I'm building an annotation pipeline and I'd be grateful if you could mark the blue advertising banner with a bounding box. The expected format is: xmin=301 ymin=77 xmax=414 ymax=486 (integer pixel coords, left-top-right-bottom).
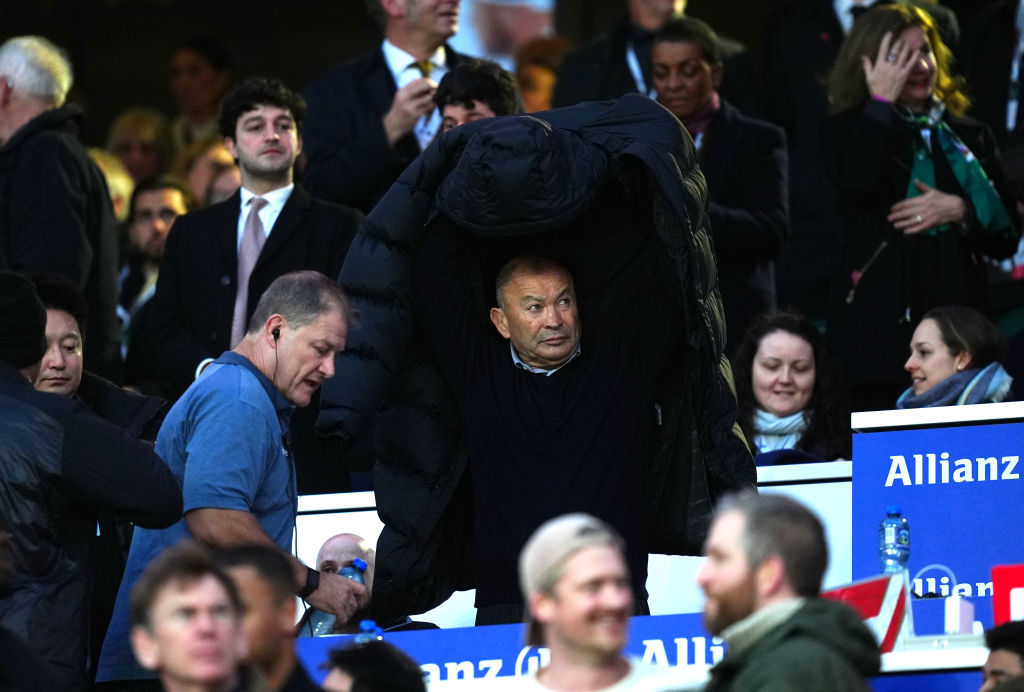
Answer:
xmin=852 ymin=417 xmax=1024 ymax=630
xmin=296 ymin=612 xmax=718 ymax=684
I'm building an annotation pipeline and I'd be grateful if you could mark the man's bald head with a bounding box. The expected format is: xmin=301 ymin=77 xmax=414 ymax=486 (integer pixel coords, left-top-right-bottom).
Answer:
xmin=316 ymin=534 xmax=375 ymax=593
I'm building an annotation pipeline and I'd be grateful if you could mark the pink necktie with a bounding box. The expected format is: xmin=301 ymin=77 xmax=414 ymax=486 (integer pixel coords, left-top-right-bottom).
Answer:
xmin=231 ymin=197 xmax=268 ymax=345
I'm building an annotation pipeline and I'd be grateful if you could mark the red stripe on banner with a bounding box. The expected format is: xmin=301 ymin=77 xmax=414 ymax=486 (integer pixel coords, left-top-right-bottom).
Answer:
xmin=880 ymin=586 xmax=906 ymax=653
xmin=823 ymin=576 xmax=890 ymax=619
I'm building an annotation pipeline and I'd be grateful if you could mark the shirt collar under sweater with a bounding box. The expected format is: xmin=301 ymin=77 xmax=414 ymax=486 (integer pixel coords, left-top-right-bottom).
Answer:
xmin=720 ymin=597 xmax=806 ymax=658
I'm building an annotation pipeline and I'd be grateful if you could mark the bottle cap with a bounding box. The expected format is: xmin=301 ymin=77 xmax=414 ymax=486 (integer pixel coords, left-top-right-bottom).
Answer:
xmin=359 ymin=619 xmax=377 ymax=631
xmin=353 ymin=557 xmax=368 ymax=571
xmin=886 ymin=504 xmax=901 ymax=515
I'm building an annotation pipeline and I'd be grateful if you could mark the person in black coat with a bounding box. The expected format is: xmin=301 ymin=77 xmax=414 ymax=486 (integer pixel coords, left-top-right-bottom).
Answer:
xmin=303 ymin=0 xmax=469 ymax=213
xmin=137 ymin=78 xmax=362 ymax=492
xmin=552 ymin=0 xmax=757 ymax=114
xmin=652 ymin=17 xmax=789 ymax=352
xmin=0 ymin=272 xmax=181 ymax=692
xmin=0 ymin=36 xmax=122 ymax=382
xmin=822 ymin=5 xmax=1020 ymax=411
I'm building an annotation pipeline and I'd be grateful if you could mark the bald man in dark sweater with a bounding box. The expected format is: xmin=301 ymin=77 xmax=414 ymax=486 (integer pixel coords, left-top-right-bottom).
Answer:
xmin=413 ymin=225 xmax=680 ymax=625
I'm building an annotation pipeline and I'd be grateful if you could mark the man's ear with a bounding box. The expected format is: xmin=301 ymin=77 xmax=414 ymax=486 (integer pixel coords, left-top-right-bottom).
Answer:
xmin=265 ymin=315 xmax=287 ymax=346
xmin=489 ymin=307 xmax=510 ymax=339
xmin=530 ymin=590 xmax=555 ymax=628
xmin=711 ymin=64 xmax=724 ymax=89
xmin=380 ymin=0 xmax=405 ymax=18
xmin=130 ymin=625 xmax=160 ymax=672
xmin=224 ymin=137 xmax=238 ymax=161
xmin=755 ymin=555 xmax=787 ymax=601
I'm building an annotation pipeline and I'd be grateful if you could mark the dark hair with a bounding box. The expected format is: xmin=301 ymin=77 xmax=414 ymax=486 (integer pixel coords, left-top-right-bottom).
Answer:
xmin=247 ymin=270 xmax=357 ymax=335
xmin=733 ymin=311 xmax=850 ymax=459
xmin=922 ymin=305 xmax=1006 ymax=369
xmin=986 ymin=621 xmax=1024 ymax=664
xmin=130 ymin=540 xmax=242 ymax=630
xmin=718 ymin=492 xmax=828 ymax=597
xmin=494 ymin=255 xmax=573 ymax=310
xmin=434 ymin=58 xmax=524 ymax=117
xmin=129 ymin=175 xmax=196 ymax=219
xmin=173 ymin=36 xmax=233 ymax=72
xmin=826 ymin=4 xmax=968 ymax=115
xmin=215 ymin=544 xmax=295 ymax=603
xmin=326 ymin=640 xmax=426 ymax=692
xmin=218 ymin=77 xmax=306 ymax=140
xmin=653 ymin=17 xmax=722 ymax=66
xmin=27 ymin=272 xmax=88 ymax=335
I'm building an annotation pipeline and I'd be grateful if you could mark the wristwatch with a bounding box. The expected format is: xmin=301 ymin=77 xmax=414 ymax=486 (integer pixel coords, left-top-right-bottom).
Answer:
xmin=299 ymin=566 xmax=319 ymax=599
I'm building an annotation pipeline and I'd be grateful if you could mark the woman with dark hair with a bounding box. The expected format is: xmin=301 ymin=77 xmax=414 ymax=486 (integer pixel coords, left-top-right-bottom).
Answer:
xmin=734 ymin=311 xmax=851 ymax=462
xmin=898 ymin=305 xmax=1013 ymax=407
xmin=822 ymin=5 xmax=1020 ymax=412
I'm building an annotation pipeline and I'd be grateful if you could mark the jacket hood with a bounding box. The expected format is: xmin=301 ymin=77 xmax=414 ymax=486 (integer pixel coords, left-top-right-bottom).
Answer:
xmin=437 ymin=116 xmax=612 ymax=236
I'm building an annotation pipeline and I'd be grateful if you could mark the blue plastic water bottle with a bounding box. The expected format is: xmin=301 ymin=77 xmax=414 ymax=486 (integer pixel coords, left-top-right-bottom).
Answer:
xmin=309 ymin=558 xmax=369 ymax=636
xmin=879 ymin=505 xmax=910 ymax=574
xmin=354 ymin=619 xmax=383 ymax=644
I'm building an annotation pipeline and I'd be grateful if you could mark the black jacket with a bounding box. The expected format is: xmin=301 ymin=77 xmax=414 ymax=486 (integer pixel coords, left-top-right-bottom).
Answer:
xmin=0 ymin=362 xmax=181 ymax=691
xmin=317 ymin=95 xmax=755 ymax=620
xmin=700 ymin=99 xmax=789 ymax=348
xmin=0 ymin=105 xmax=122 ymax=381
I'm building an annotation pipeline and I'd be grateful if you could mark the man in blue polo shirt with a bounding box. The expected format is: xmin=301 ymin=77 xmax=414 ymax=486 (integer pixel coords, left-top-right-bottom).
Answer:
xmin=97 ymin=270 xmax=366 ymax=685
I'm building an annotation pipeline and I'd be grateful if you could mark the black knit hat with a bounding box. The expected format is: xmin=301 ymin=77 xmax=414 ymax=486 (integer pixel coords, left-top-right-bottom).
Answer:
xmin=0 ymin=272 xmax=47 ymax=368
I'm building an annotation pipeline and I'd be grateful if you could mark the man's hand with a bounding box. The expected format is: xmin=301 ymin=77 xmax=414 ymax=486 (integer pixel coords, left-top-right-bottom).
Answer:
xmin=382 ymin=78 xmax=437 ymax=146
xmin=306 ymin=571 xmax=369 ymax=624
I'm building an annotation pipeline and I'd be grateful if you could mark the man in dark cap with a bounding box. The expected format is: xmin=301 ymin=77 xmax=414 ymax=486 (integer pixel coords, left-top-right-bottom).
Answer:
xmin=0 ymin=271 xmax=182 ymax=692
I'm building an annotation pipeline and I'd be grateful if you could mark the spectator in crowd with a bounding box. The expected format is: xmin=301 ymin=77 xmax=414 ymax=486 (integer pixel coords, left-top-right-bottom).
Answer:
xmin=0 ymin=35 xmax=123 ymax=381
xmin=761 ymin=0 xmax=960 ymax=330
xmin=138 ymin=76 xmax=361 ymax=492
xmin=89 ymin=147 xmax=135 ymax=223
xmin=822 ymin=5 xmax=1020 ymax=411
xmin=0 ymin=532 xmax=60 ymax=689
xmin=303 ymin=0 xmax=469 ymax=212
xmin=434 ymin=57 xmax=523 ymax=133
xmin=898 ymin=305 xmax=1013 ymax=407
xmin=119 ymin=176 xmax=193 ymax=333
xmin=733 ymin=311 xmax=851 ymax=462
xmin=168 ymin=37 xmax=233 ymax=152
xmin=982 ymin=620 xmax=1024 ymax=692
xmin=553 ymin=0 xmax=756 ymax=114
xmin=119 ymin=176 xmax=194 ymax=394
xmin=698 ymin=492 xmax=880 ymax=691
xmin=97 ymin=271 xmax=367 ymax=685
xmin=514 ymin=36 xmax=569 ymax=113
xmin=318 ymin=97 xmax=753 ymax=626
xmin=106 ymin=107 xmax=173 ymax=183
xmin=651 ymin=17 xmax=788 ymax=350
xmin=129 ymin=541 xmax=267 ymax=692
xmin=322 ymin=640 xmax=426 ymax=692
xmin=28 ymin=271 xmax=171 ymax=685
xmin=0 ymin=271 xmax=181 ymax=692
xmin=217 ymin=545 xmax=320 ymax=692
xmin=172 ymin=134 xmax=238 ymax=207
xmin=519 ymin=514 xmax=692 ymax=690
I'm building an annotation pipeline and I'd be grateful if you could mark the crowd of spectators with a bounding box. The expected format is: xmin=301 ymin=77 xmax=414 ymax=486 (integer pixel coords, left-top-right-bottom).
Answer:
xmin=2 ymin=0 xmax=1024 ymax=689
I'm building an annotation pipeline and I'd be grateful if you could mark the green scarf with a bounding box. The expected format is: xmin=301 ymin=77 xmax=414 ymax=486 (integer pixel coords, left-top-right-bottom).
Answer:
xmin=902 ymin=101 xmax=1014 ymax=237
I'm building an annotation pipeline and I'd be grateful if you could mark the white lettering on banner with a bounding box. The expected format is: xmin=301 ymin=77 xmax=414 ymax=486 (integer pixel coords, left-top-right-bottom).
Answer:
xmin=479 ymin=660 xmax=502 ymax=678
xmin=884 ymin=454 xmax=1020 ymax=487
xmin=445 ymin=661 xmax=475 ymax=680
xmin=514 ymin=646 xmax=550 ymax=677
xmin=642 ymin=639 xmax=669 ymax=666
xmin=913 ymin=577 xmax=995 ymax=598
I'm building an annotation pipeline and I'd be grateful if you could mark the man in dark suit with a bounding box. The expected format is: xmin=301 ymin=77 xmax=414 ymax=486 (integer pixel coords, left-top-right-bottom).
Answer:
xmin=652 ymin=18 xmax=788 ymax=350
xmin=138 ymin=77 xmax=362 ymax=492
xmin=302 ymin=0 xmax=468 ymax=213
xmin=553 ymin=0 xmax=758 ymax=115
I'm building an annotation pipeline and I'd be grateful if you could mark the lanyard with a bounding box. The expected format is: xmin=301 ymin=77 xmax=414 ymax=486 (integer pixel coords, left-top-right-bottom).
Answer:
xmin=625 ymin=39 xmax=656 ymax=98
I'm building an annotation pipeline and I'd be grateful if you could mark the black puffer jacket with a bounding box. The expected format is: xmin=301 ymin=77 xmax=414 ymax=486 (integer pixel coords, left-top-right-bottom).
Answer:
xmin=318 ymin=95 xmax=755 ymax=619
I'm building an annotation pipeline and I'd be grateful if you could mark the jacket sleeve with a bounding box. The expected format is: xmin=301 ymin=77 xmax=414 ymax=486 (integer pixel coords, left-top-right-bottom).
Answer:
xmin=61 ymin=402 xmax=182 ymax=527
xmin=822 ymin=100 xmax=912 ymax=204
xmin=707 ymin=123 xmax=789 ymax=261
xmin=138 ymin=217 xmax=216 ymax=390
xmin=302 ymin=70 xmax=409 ymax=211
xmin=5 ymin=134 xmax=93 ymax=283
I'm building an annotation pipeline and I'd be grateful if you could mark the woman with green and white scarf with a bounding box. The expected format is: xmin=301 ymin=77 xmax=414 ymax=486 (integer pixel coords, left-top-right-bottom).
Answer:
xmin=821 ymin=4 xmax=1021 ymax=413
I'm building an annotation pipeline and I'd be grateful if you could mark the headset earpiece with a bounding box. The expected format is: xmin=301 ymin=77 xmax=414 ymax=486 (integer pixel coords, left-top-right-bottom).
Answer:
xmin=272 ymin=327 xmax=280 ymax=340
